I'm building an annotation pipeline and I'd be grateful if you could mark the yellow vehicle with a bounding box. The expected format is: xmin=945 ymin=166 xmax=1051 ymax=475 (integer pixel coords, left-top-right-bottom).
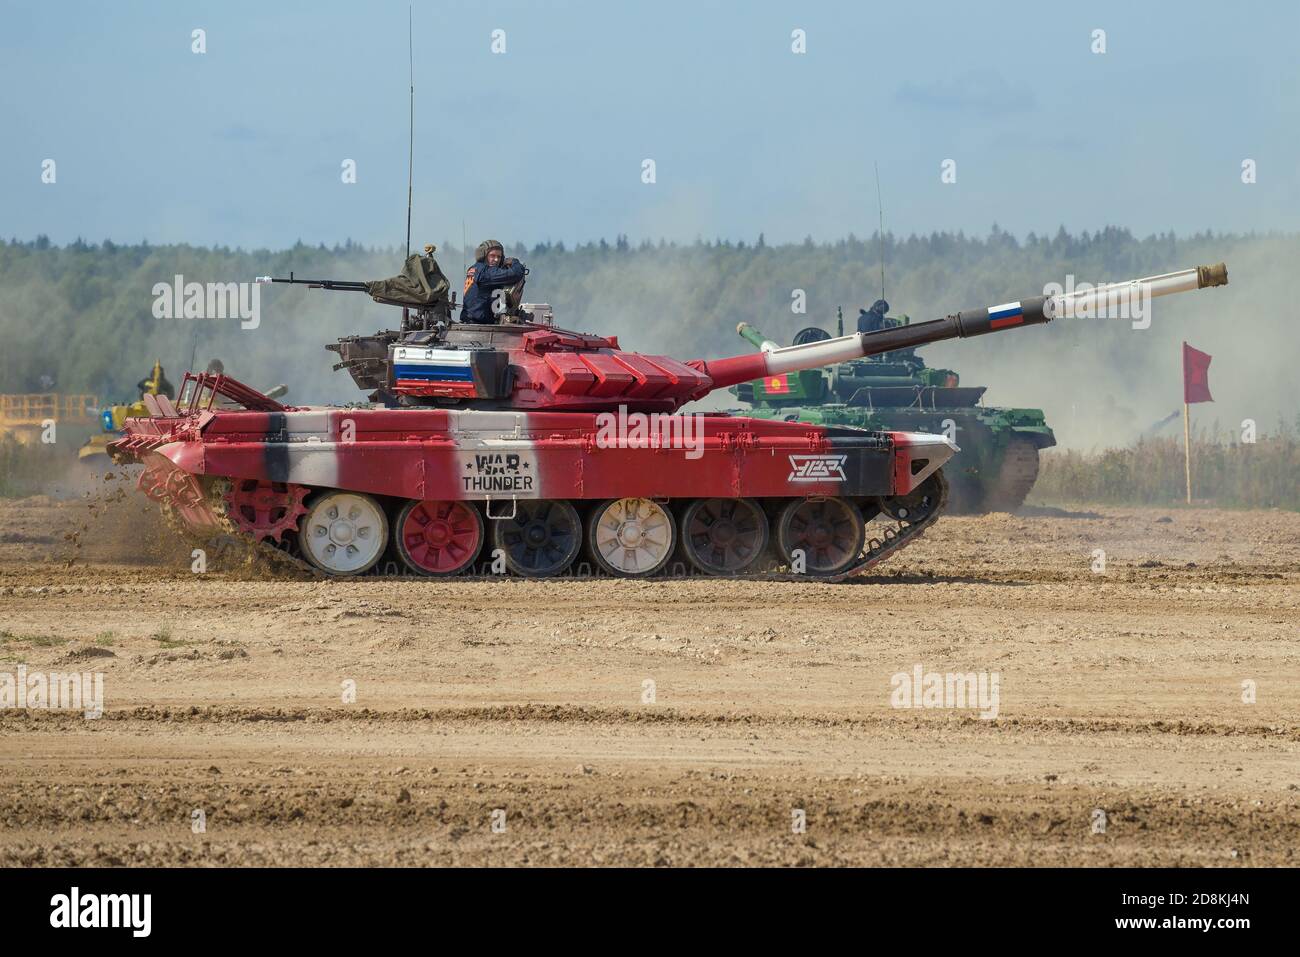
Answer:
xmin=78 ymin=360 xmax=173 ymax=462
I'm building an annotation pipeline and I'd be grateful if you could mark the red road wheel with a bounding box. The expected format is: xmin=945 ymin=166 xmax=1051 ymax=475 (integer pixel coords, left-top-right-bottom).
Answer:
xmin=223 ymin=479 xmax=310 ymax=543
xmin=394 ymin=499 xmax=484 ymax=576
xmin=776 ymin=497 xmax=865 ymax=577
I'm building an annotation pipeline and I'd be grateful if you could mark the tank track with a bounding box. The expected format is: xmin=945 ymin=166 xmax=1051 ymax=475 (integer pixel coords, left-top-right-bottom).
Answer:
xmin=836 ymin=469 xmax=948 ymax=580
xmin=983 ymin=437 xmax=1041 ymax=512
xmin=754 ymin=469 xmax=948 ymax=582
xmin=157 ymin=479 xmax=324 ymax=578
xmin=161 ymin=475 xmax=947 ymax=581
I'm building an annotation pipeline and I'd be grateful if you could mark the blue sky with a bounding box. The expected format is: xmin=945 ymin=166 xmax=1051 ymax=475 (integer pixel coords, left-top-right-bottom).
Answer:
xmin=3 ymin=0 xmax=1297 ymax=248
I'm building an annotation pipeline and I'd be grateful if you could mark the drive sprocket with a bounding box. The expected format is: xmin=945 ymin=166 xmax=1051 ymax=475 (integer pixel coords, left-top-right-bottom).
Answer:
xmin=222 ymin=479 xmax=310 ymax=543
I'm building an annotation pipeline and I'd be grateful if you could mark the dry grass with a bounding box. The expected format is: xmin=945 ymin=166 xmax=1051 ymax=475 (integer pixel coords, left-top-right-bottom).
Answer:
xmin=0 ymin=436 xmax=65 ymax=498
xmin=1034 ymin=424 xmax=1299 ymax=509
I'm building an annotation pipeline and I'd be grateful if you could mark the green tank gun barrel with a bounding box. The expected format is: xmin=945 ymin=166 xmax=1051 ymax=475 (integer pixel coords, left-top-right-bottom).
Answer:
xmin=736 ymin=322 xmax=779 ymax=352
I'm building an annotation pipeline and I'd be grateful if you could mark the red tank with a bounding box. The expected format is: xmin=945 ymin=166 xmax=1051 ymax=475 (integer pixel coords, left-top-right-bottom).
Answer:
xmin=110 ymin=261 xmax=1226 ymax=578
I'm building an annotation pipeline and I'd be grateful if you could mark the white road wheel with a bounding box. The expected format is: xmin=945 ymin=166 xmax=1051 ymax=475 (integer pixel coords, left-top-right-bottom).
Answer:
xmin=589 ymin=497 xmax=677 ymax=577
xmin=299 ymin=491 xmax=389 ymax=576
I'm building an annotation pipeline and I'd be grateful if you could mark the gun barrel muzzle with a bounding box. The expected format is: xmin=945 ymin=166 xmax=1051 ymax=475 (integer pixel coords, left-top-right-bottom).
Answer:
xmin=1044 ymin=262 xmax=1228 ymax=320
xmin=1196 ymin=262 xmax=1229 ymax=288
xmin=736 ymin=322 xmax=780 ymax=352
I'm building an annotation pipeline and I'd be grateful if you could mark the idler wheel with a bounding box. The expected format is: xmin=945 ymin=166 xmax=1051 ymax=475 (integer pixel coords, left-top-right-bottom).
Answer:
xmin=394 ymin=499 xmax=484 ymax=576
xmin=223 ymin=479 xmax=309 ymax=543
xmin=299 ymin=491 xmax=389 ymax=576
xmin=491 ymin=499 xmax=582 ymax=578
xmin=876 ymin=471 xmax=945 ymax=523
xmin=776 ymin=496 xmax=865 ymax=576
xmin=679 ymin=497 xmax=769 ymax=576
xmin=588 ymin=498 xmax=677 ymax=578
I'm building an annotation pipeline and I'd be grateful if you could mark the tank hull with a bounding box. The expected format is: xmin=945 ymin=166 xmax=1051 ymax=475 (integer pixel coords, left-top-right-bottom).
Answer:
xmin=120 ymin=406 xmax=950 ymax=499
xmin=113 ymin=397 xmax=954 ymax=579
xmin=741 ymin=404 xmax=1055 ymax=513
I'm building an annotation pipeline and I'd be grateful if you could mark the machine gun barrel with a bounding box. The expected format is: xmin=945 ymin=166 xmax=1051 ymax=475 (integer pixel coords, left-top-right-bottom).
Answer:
xmin=254 ymin=272 xmax=369 ymax=292
xmin=699 ymin=263 xmax=1227 ymax=392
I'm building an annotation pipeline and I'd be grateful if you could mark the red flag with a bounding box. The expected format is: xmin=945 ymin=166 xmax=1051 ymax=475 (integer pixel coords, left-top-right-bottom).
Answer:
xmin=764 ymin=374 xmax=791 ymax=395
xmin=1182 ymin=341 xmax=1213 ymax=404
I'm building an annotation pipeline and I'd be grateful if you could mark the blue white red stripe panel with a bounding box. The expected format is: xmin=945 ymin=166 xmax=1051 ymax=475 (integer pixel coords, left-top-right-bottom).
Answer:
xmin=392 ymin=347 xmax=474 ymax=381
xmin=987 ymin=301 xmax=1024 ymax=329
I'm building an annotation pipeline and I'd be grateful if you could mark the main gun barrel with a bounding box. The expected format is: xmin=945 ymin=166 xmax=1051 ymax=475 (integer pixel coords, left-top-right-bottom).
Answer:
xmin=736 ymin=323 xmax=779 ymax=352
xmin=699 ymin=263 xmax=1228 ymax=391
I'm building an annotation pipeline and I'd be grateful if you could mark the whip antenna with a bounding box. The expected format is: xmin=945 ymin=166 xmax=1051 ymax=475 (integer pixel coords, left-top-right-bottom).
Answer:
xmin=874 ymin=161 xmax=885 ymax=302
xmin=405 ymin=5 xmax=413 ymax=258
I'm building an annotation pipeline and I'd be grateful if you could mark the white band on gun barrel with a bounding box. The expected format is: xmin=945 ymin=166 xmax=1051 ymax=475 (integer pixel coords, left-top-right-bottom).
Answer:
xmin=1045 ymin=267 xmax=1204 ymax=320
xmin=763 ymin=333 xmax=870 ymax=374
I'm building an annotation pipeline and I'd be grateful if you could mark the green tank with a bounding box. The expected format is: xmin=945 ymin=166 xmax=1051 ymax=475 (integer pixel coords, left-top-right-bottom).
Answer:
xmin=730 ymin=307 xmax=1056 ymax=513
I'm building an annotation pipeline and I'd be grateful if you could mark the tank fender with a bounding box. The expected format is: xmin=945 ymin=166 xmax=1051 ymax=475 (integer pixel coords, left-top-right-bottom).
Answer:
xmin=889 ymin=431 xmax=957 ymax=494
xmin=1008 ymin=425 xmax=1057 ymax=450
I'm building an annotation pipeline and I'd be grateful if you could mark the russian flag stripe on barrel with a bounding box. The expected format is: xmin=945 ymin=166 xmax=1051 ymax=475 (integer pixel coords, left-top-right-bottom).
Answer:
xmin=988 ymin=301 xmax=1023 ymax=329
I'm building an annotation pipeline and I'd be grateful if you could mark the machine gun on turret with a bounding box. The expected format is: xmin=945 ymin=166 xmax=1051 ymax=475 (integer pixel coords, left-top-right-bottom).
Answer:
xmin=255 ymin=244 xmax=454 ymax=334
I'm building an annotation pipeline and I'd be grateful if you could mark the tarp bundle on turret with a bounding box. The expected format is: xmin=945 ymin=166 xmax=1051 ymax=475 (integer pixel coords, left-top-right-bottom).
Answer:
xmin=365 ymin=249 xmax=450 ymax=316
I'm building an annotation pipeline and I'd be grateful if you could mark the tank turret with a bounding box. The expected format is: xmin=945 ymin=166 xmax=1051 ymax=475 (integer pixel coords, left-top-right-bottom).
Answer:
xmin=264 ymin=261 xmax=1227 ymax=415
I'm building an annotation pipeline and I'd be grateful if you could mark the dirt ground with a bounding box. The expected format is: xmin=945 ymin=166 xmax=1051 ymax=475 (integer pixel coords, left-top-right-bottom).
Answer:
xmin=0 ymin=487 xmax=1296 ymax=867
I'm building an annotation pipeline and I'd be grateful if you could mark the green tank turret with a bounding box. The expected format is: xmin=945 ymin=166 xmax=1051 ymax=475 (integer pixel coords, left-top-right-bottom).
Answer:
xmin=732 ymin=308 xmax=1057 ymax=513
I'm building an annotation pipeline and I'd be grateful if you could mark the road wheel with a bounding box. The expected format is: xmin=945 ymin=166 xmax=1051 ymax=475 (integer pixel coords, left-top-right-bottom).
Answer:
xmin=299 ymin=491 xmax=388 ymax=576
xmin=394 ymin=499 xmax=483 ymax=576
xmin=679 ymin=497 xmax=769 ymax=575
xmin=588 ymin=497 xmax=677 ymax=577
xmin=491 ymin=499 xmax=582 ymax=577
xmin=776 ymin=497 xmax=864 ymax=576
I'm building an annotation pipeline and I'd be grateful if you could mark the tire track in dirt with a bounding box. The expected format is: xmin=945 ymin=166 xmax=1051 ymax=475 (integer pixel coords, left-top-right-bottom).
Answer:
xmin=3 ymin=705 xmax=1299 ymax=740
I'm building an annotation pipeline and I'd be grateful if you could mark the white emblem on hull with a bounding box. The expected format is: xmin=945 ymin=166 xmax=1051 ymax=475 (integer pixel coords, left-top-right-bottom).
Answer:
xmin=787 ymin=454 xmax=847 ymax=483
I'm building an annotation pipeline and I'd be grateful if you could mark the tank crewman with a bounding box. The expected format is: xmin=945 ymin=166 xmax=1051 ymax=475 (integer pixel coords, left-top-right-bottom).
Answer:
xmin=461 ymin=239 xmax=526 ymax=324
xmin=856 ymin=298 xmax=891 ymax=334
